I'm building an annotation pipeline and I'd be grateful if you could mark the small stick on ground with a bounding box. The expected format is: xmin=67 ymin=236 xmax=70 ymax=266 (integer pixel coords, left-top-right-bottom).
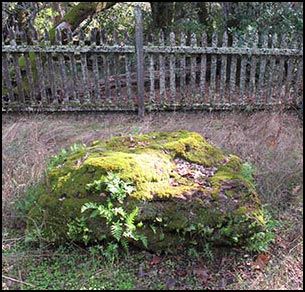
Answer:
xmin=2 ymin=275 xmax=36 ymax=287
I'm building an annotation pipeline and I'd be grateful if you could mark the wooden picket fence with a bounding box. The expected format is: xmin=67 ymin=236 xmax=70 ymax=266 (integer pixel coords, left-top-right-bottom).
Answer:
xmin=2 ymin=8 xmax=303 ymax=116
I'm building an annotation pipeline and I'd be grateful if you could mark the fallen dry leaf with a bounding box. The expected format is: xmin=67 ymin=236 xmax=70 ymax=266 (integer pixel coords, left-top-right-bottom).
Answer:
xmin=150 ymin=255 xmax=161 ymax=265
xmin=252 ymin=253 xmax=271 ymax=271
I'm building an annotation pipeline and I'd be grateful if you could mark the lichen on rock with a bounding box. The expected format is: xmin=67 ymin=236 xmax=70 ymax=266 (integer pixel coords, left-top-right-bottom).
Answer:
xmin=27 ymin=130 xmax=266 ymax=252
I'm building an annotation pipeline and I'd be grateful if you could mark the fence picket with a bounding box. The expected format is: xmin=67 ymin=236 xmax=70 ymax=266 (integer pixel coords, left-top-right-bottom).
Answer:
xmin=90 ymin=28 xmax=101 ymax=103
xmin=66 ymin=28 xmax=78 ymax=102
xmin=249 ymin=32 xmax=258 ymax=101
xmin=229 ymin=33 xmax=238 ymax=103
xmin=190 ymin=33 xmax=197 ymax=105
xmin=257 ymin=33 xmax=268 ymax=104
xmin=169 ymin=32 xmax=176 ymax=105
xmin=149 ymin=53 xmax=155 ymax=104
xmin=21 ymin=29 xmax=36 ymax=103
xmin=124 ymin=31 xmax=133 ymax=107
xmin=239 ymin=34 xmax=248 ymax=104
xmin=200 ymin=32 xmax=207 ymax=103
xmin=220 ymin=31 xmax=228 ymax=103
xmin=159 ymin=30 xmax=166 ymax=105
xmin=266 ymin=33 xmax=278 ymax=103
xmin=113 ymin=30 xmax=122 ymax=107
xmin=56 ymin=29 xmax=69 ymax=103
xmin=277 ymin=35 xmax=287 ymax=99
xmin=210 ymin=31 xmax=218 ymax=104
xmin=2 ymin=54 xmax=15 ymax=102
xmin=180 ymin=32 xmax=187 ymax=103
xmin=9 ymin=29 xmax=25 ymax=103
xmin=79 ymin=29 xmax=90 ymax=102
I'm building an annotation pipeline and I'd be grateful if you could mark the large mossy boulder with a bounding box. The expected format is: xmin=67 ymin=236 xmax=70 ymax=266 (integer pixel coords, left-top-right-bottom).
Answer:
xmin=27 ymin=130 xmax=266 ymax=252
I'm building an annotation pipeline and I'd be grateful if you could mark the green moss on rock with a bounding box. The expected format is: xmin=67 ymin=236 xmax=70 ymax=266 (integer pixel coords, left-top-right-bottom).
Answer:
xmin=27 ymin=130 xmax=266 ymax=252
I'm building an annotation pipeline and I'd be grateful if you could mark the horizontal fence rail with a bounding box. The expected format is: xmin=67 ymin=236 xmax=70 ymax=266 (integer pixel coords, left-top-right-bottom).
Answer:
xmin=2 ymin=9 xmax=303 ymax=114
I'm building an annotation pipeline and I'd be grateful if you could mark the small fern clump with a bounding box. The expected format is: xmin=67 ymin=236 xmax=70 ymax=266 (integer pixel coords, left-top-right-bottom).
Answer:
xmin=47 ymin=143 xmax=86 ymax=171
xmin=69 ymin=172 xmax=147 ymax=251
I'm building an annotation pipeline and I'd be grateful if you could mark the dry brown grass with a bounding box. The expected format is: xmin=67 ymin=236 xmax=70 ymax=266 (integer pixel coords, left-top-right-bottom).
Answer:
xmin=2 ymin=109 xmax=303 ymax=290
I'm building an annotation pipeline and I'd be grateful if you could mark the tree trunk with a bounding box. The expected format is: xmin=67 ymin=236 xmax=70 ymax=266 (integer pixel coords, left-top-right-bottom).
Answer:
xmin=150 ymin=2 xmax=174 ymax=32
xmin=197 ymin=2 xmax=209 ymax=26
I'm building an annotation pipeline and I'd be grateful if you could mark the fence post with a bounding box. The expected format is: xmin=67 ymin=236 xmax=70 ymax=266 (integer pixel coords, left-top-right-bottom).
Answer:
xmin=134 ymin=6 xmax=145 ymax=119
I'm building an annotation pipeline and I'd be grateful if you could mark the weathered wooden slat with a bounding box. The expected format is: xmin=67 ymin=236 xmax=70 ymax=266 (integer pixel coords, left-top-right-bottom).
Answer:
xmin=199 ymin=32 xmax=207 ymax=103
xmin=43 ymin=29 xmax=54 ymax=104
xmin=79 ymin=29 xmax=90 ymax=102
xmin=169 ymin=32 xmax=176 ymax=104
xmin=248 ymin=32 xmax=258 ymax=101
xmin=90 ymin=28 xmax=101 ymax=103
xmin=35 ymin=53 xmax=48 ymax=103
xmin=9 ymin=29 xmax=25 ymax=103
xmin=286 ymin=36 xmax=299 ymax=103
xmin=239 ymin=34 xmax=248 ymax=104
xmin=125 ymin=54 xmax=133 ymax=106
xmin=277 ymin=35 xmax=287 ymax=100
xmin=66 ymin=28 xmax=78 ymax=102
xmin=159 ymin=31 xmax=166 ymax=104
xmin=123 ymin=31 xmax=133 ymax=106
xmin=266 ymin=34 xmax=278 ymax=103
xmin=12 ymin=52 xmax=26 ymax=103
xmin=31 ymin=28 xmax=48 ymax=103
xmin=2 ymin=54 xmax=15 ymax=102
xmin=21 ymin=29 xmax=36 ymax=102
xmin=257 ymin=34 xmax=268 ymax=104
xmin=293 ymin=35 xmax=303 ymax=103
xmin=210 ymin=31 xmax=218 ymax=104
xmin=113 ymin=30 xmax=122 ymax=107
xmin=180 ymin=32 xmax=186 ymax=103
xmin=293 ymin=56 xmax=303 ymax=103
xmin=190 ymin=33 xmax=197 ymax=104
xmin=149 ymin=54 xmax=155 ymax=104
xmin=56 ymin=29 xmax=69 ymax=103
xmin=46 ymin=52 xmax=57 ymax=103
xmin=102 ymin=54 xmax=111 ymax=104
xmin=285 ymin=56 xmax=294 ymax=102
xmin=220 ymin=31 xmax=228 ymax=103
xmin=229 ymin=34 xmax=238 ymax=103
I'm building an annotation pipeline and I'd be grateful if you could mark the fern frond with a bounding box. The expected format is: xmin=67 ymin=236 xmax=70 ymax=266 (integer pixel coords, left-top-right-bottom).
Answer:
xmin=126 ymin=207 xmax=139 ymax=227
xmin=111 ymin=221 xmax=123 ymax=242
xmin=81 ymin=202 xmax=98 ymax=213
xmin=139 ymin=234 xmax=148 ymax=248
xmin=120 ymin=237 xmax=129 ymax=251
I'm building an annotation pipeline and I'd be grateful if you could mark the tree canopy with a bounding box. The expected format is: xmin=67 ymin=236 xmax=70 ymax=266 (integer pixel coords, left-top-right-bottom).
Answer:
xmin=2 ymin=2 xmax=303 ymax=40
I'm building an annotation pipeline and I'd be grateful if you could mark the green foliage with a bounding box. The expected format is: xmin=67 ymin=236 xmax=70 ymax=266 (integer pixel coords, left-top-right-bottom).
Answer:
xmin=69 ymin=172 xmax=147 ymax=251
xmin=86 ymin=172 xmax=134 ymax=203
xmin=47 ymin=143 xmax=86 ymax=171
xmin=203 ymin=242 xmax=214 ymax=262
xmin=244 ymin=211 xmax=278 ymax=253
xmin=15 ymin=184 xmax=39 ymax=217
xmin=241 ymin=161 xmax=256 ymax=184
xmin=67 ymin=217 xmax=92 ymax=245
xmin=34 ymin=6 xmax=59 ymax=33
xmin=227 ymin=2 xmax=303 ymax=39
xmin=89 ymin=2 xmax=151 ymax=40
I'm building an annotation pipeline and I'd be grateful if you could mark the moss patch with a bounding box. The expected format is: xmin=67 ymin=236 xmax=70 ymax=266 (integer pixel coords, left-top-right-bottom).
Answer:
xmin=27 ymin=130 xmax=266 ymax=252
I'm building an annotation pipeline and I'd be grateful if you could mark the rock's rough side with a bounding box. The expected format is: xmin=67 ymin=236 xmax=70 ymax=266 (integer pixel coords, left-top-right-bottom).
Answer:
xmin=27 ymin=130 xmax=265 ymax=252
